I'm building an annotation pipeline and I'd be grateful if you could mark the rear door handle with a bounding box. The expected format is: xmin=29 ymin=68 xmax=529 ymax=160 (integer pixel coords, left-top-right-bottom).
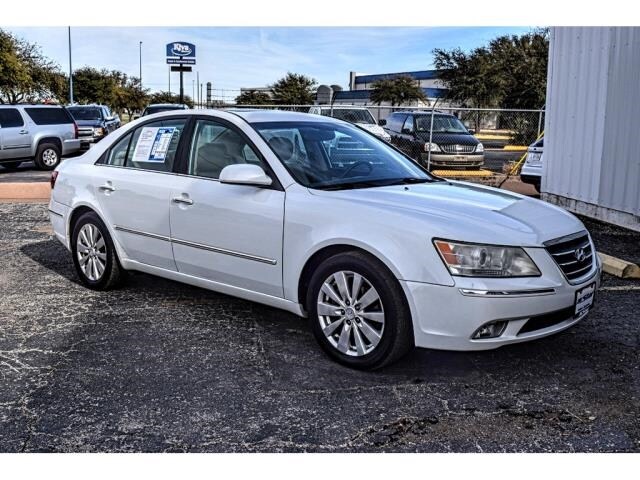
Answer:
xmin=19 ymin=129 xmax=29 ymax=135
xmin=98 ymin=183 xmax=115 ymax=192
xmin=172 ymin=196 xmax=193 ymax=205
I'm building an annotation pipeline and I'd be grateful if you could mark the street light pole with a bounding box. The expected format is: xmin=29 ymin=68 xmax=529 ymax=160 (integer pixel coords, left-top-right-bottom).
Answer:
xmin=139 ymin=41 xmax=143 ymax=90
xmin=68 ymin=27 xmax=74 ymax=104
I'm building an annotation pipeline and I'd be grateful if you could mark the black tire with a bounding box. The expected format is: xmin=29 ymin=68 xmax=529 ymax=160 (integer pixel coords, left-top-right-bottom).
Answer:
xmin=34 ymin=142 xmax=61 ymax=170
xmin=306 ymin=251 xmax=414 ymax=370
xmin=1 ymin=161 xmax=22 ymax=171
xmin=71 ymin=211 xmax=125 ymax=290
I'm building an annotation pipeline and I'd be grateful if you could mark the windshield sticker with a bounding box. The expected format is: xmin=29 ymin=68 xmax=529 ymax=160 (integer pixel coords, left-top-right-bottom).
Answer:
xmin=132 ymin=127 xmax=176 ymax=162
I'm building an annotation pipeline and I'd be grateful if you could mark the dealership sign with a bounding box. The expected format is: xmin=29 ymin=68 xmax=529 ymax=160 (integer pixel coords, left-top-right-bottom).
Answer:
xmin=166 ymin=41 xmax=196 ymax=65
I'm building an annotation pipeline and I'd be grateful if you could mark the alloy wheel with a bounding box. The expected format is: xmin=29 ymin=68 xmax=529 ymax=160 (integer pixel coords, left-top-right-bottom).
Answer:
xmin=42 ymin=148 xmax=59 ymax=167
xmin=76 ymin=223 xmax=107 ymax=281
xmin=316 ymin=270 xmax=385 ymax=357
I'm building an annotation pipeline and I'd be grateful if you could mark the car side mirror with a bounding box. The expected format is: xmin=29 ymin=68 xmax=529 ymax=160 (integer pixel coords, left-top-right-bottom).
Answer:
xmin=219 ymin=164 xmax=272 ymax=187
xmin=132 ymin=114 xmax=140 ymax=120
xmin=468 ymin=128 xmax=476 ymax=134
xmin=378 ymin=119 xmax=387 ymax=126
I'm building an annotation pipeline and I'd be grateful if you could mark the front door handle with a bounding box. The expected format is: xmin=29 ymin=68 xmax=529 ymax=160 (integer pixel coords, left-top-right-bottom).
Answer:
xmin=172 ymin=196 xmax=193 ymax=206
xmin=98 ymin=183 xmax=115 ymax=193
xmin=19 ymin=129 xmax=29 ymax=135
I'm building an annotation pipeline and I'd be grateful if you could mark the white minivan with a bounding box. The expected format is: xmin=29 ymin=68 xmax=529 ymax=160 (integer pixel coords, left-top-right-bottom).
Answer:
xmin=308 ymin=106 xmax=391 ymax=142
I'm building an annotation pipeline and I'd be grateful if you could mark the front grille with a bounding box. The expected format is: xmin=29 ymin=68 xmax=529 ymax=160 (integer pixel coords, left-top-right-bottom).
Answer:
xmin=78 ymin=127 xmax=94 ymax=138
xmin=440 ymin=144 xmax=476 ymax=154
xmin=544 ymin=232 xmax=594 ymax=283
xmin=517 ymin=306 xmax=575 ymax=335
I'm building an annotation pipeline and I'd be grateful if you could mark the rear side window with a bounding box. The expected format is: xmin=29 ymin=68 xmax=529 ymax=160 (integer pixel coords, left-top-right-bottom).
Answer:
xmin=125 ymin=118 xmax=187 ymax=172
xmin=0 ymin=108 xmax=24 ymax=128
xmin=24 ymin=107 xmax=73 ymax=125
xmin=103 ymin=132 xmax=132 ymax=166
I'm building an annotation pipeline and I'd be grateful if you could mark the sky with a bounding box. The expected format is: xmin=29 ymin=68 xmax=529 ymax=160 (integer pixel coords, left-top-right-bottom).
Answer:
xmin=5 ymin=26 xmax=532 ymax=102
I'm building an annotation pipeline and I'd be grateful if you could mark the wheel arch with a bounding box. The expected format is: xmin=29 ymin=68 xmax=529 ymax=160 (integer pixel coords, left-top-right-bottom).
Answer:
xmin=36 ymin=136 xmax=62 ymax=153
xmin=66 ymin=202 xmax=123 ymax=257
xmin=296 ymin=242 xmax=403 ymax=311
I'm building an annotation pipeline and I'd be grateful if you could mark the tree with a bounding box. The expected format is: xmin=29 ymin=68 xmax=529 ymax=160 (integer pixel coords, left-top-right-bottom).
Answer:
xmin=235 ymin=90 xmax=272 ymax=105
xmin=270 ymin=73 xmax=316 ymax=105
xmin=148 ymin=91 xmax=194 ymax=108
xmin=0 ymin=29 xmax=66 ymax=104
xmin=370 ymin=76 xmax=428 ymax=106
xmin=72 ymin=67 xmax=119 ymax=106
xmin=112 ymin=76 xmax=148 ymax=118
xmin=433 ymin=29 xmax=549 ymax=109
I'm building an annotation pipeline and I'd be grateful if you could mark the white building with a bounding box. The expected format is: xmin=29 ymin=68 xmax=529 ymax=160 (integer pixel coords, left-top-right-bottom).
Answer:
xmin=543 ymin=27 xmax=640 ymax=232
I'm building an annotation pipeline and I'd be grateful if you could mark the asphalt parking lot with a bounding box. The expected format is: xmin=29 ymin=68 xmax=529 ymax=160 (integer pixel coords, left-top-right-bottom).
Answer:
xmin=0 ymin=202 xmax=638 ymax=452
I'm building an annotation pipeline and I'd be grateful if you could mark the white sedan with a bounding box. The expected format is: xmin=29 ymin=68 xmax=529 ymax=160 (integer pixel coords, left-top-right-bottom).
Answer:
xmin=48 ymin=110 xmax=601 ymax=369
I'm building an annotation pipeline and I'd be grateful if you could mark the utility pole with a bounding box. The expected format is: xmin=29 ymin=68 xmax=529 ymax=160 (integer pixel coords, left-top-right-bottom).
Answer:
xmin=192 ymin=80 xmax=195 ymax=103
xmin=68 ymin=27 xmax=74 ymax=104
xmin=139 ymin=41 xmax=143 ymax=90
xmin=168 ymin=67 xmax=171 ymax=93
xmin=196 ymin=72 xmax=200 ymax=107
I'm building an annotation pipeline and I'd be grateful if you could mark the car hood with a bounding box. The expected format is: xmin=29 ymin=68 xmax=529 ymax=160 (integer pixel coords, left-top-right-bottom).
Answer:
xmin=311 ymin=181 xmax=585 ymax=246
xmin=415 ymin=131 xmax=478 ymax=146
xmin=74 ymin=119 xmax=103 ymax=127
xmin=356 ymin=123 xmax=387 ymax=137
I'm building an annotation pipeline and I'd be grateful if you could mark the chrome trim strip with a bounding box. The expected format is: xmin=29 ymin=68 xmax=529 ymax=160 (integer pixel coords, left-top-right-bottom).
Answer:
xmin=459 ymin=288 xmax=556 ymax=297
xmin=114 ymin=225 xmax=171 ymax=242
xmin=114 ymin=225 xmax=277 ymax=265
xmin=172 ymin=237 xmax=277 ymax=265
xmin=48 ymin=209 xmax=63 ymax=218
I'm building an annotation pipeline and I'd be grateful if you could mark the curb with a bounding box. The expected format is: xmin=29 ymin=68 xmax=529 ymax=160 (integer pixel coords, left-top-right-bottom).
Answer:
xmin=0 ymin=182 xmax=51 ymax=201
xmin=598 ymin=252 xmax=640 ymax=279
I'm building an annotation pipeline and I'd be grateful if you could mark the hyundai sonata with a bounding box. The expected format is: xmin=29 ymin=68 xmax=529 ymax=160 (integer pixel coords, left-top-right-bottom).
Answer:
xmin=48 ymin=110 xmax=601 ymax=369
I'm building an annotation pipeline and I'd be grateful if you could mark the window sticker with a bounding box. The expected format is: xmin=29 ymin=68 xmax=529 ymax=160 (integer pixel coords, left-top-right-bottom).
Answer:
xmin=132 ymin=127 xmax=176 ymax=162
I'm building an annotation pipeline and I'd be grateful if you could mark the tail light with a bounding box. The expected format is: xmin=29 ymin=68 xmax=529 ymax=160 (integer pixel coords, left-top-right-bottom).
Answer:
xmin=50 ymin=171 xmax=59 ymax=189
xmin=73 ymin=121 xmax=79 ymax=139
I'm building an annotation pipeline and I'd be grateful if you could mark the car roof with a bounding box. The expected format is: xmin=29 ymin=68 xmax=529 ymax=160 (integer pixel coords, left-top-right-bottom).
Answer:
xmin=146 ymin=103 xmax=187 ymax=108
xmin=391 ymin=110 xmax=455 ymax=117
xmin=0 ymin=104 xmax=63 ymax=108
xmin=139 ymin=108 xmax=344 ymax=125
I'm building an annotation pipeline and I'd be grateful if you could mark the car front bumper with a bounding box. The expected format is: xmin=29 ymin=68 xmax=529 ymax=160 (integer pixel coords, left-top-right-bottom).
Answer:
xmin=520 ymin=163 xmax=542 ymax=185
xmin=420 ymin=153 xmax=484 ymax=168
xmin=401 ymin=246 xmax=602 ymax=351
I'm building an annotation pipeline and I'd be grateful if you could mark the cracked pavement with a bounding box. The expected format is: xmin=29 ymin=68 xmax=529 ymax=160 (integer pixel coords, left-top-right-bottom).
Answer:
xmin=0 ymin=202 xmax=638 ymax=452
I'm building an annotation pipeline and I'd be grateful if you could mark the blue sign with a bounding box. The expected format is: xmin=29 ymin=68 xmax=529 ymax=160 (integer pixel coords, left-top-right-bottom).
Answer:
xmin=166 ymin=41 xmax=196 ymax=64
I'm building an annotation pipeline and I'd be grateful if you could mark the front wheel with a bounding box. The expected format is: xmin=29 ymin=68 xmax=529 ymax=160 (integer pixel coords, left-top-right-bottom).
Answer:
xmin=71 ymin=211 xmax=125 ymax=290
xmin=307 ymin=251 xmax=414 ymax=370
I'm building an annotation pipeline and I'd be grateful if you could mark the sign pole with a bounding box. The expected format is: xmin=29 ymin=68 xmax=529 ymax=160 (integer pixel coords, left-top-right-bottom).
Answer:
xmin=179 ymin=58 xmax=184 ymax=104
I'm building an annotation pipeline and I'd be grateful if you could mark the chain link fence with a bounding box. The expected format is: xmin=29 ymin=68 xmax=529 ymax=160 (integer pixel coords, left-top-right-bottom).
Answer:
xmin=204 ymin=104 xmax=544 ymax=173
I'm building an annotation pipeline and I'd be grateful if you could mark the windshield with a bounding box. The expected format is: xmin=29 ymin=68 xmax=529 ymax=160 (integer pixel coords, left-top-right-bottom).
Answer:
xmin=68 ymin=107 xmax=102 ymax=120
xmin=416 ymin=115 xmax=468 ymax=134
xmin=324 ymin=109 xmax=376 ymax=125
xmin=144 ymin=106 xmax=183 ymax=115
xmin=253 ymin=121 xmax=433 ymax=190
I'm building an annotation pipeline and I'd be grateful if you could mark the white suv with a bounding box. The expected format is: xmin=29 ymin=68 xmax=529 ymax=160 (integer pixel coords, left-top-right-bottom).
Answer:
xmin=308 ymin=106 xmax=391 ymax=141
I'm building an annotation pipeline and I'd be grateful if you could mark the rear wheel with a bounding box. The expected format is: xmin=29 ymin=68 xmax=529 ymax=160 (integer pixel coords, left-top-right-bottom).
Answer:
xmin=71 ymin=211 xmax=125 ymax=290
xmin=1 ymin=161 xmax=22 ymax=171
xmin=307 ymin=251 xmax=414 ymax=370
xmin=34 ymin=142 xmax=61 ymax=170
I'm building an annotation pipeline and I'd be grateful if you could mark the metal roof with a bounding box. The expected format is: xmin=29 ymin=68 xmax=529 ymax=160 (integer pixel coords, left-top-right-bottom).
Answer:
xmin=334 ymin=87 xmax=448 ymax=101
xmin=354 ymin=70 xmax=440 ymax=84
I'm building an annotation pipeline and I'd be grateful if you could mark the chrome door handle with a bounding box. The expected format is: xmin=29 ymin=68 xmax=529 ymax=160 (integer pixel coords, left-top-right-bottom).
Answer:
xmin=98 ymin=184 xmax=115 ymax=192
xmin=172 ymin=196 xmax=193 ymax=205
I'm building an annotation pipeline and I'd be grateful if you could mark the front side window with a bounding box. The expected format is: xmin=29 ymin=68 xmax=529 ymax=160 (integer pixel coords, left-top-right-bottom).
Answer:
xmin=125 ymin=118 xmax=186 ymax=172
xmin=187 ymin=119 xmax=265 ymax=179
xmin=0 ymin=108 xmax=24 ymax=128
xmin=254 ymin=121 xmax=432 ymax=190
xmin=402 ymin=116 xmax=414 ymax=133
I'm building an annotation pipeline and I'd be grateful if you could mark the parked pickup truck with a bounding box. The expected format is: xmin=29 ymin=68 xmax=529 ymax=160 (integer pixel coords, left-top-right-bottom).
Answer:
xmin=0 ymin=105 xmax=81 ymax=171
xmin=67 ymin=105 xmax=120 ymax=149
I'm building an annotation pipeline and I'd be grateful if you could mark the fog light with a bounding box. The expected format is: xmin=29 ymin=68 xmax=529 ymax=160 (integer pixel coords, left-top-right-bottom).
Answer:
xmin=472 ymin=321 xmax=508 ymax=339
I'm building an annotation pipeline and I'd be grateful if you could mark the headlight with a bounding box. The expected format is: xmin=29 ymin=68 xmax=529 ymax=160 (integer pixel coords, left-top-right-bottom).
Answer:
xmin=93 ymin=127 xmax=105 ymax=136
xmin=424 ymin=142 xmax=441 ymax=152
xmin=434 ymin=240 xmax=541 ymax=277
xmin=475 ymin=143 xmax=484 ymax=153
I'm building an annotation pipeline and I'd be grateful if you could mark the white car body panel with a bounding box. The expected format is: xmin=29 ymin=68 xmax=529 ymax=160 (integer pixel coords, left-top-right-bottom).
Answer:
xmin=49 ymin=110 xmax=600 ymax=352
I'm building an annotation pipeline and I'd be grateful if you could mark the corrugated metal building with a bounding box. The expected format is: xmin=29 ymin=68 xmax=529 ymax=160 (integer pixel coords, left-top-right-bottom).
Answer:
xmin=543 ymin=27 xmax=640 ymax=232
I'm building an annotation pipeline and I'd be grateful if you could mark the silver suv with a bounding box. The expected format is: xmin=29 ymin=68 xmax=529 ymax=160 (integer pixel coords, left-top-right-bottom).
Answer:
xmin=0 ymin=105 xmax=81 ymax=171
